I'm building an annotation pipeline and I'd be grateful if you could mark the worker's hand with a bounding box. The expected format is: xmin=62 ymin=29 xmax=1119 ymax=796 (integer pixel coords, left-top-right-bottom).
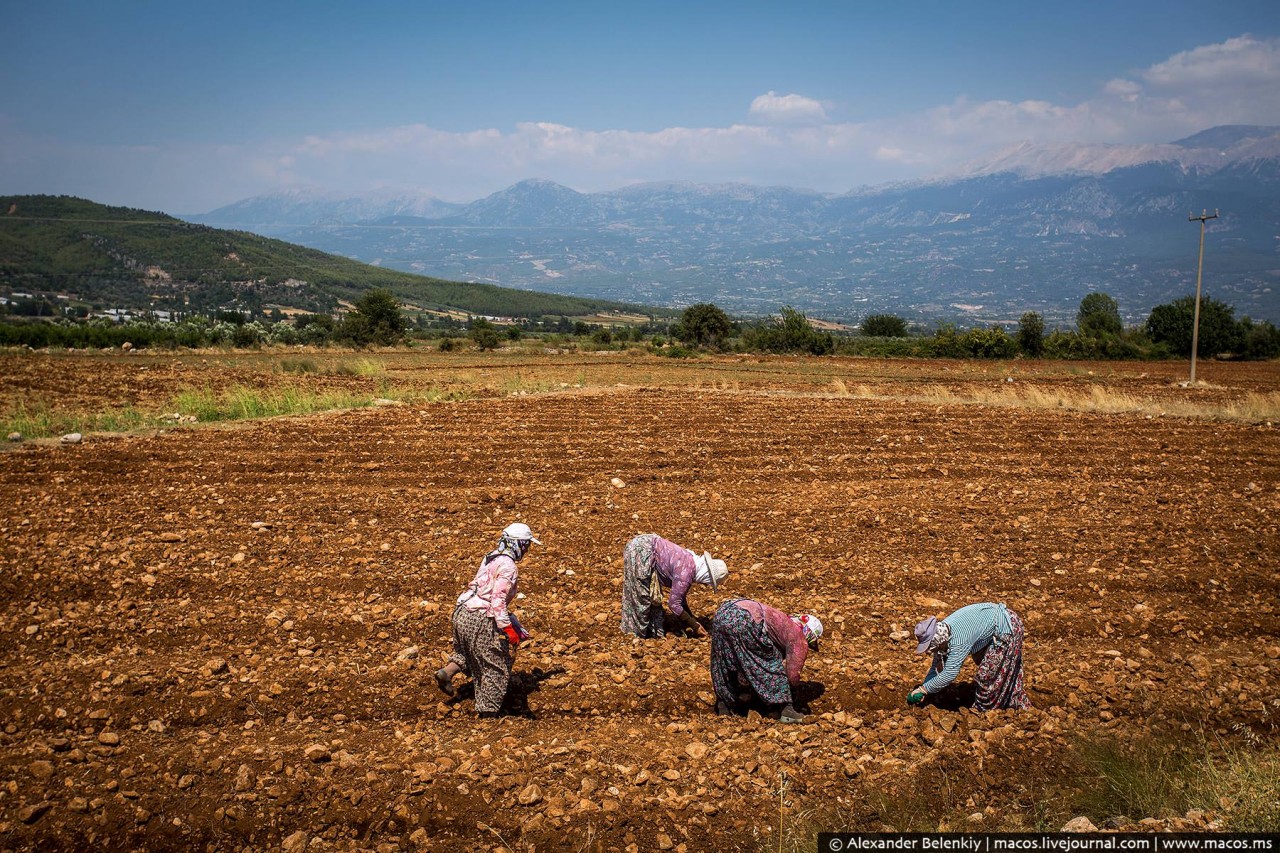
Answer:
xmin=503 ymin=625 xmax=521 ymax=647
xmin=906 ymin=688 xmax=926 ymax=706
xmin=691 ymin=624 xmax=708 ymax=639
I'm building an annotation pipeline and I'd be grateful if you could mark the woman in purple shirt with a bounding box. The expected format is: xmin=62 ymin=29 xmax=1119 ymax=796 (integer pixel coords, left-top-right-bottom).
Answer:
xmin=620 ymin=534 xmax=727 ymax=639
xmin=710 ymin=598 xmax=822 ymax=723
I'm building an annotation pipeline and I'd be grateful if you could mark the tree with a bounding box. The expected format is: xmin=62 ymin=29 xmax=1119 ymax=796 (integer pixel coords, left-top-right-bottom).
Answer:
xmin=1241 ymin=318 xmax=1280 ymax=359
xmin=469 ymin=317 xmax=501 ymax=351
xmin=862 ymin=314 xmax=908 ymax=337
xmin=744 ymin=306 xmax=834 ymax=355
xmin=676 ymin=303 xmax=732 ymax=348
xmin=1077 ymin=292 xmax=1122 ymax=338
xmin=342 ymin=288 xmax=406 ymax=346
xmin=1146 ymin=295 xmax=1244 ymax=357
xmin=1016 ymin=312 xmax=1045 ymax=356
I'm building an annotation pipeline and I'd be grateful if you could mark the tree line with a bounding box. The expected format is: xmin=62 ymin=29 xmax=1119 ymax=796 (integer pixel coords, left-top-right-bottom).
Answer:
xmin=2 ymin=287 xmax=1277 ymax=361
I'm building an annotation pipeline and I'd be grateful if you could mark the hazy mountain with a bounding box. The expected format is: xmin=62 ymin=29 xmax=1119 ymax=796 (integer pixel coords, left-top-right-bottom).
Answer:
xmin=196 ymin=126 xmax=1280 ymax=326
xmin=0 ymin=195 xmax=660 ymax=320
xmin=957 ymin=125 xmax=1280 ymax=179
xmin=194 ymin=187 xmax=464 ymax=227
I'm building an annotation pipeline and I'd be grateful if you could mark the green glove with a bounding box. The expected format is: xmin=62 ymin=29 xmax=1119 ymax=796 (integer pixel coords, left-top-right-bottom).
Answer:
xmin=907 ymin=689 xmax=926 ymax=706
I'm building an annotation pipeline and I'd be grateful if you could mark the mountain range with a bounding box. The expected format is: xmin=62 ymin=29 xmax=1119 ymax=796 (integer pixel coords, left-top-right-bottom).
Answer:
xmin=192 ymin=125 xmax=1280 ymax=327
xmin=0 ymin=196 xmax=657 ymax=321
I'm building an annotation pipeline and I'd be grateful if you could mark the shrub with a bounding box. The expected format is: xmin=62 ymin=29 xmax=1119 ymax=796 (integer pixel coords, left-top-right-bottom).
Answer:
xmin=1043 ymin=329 xmax=1102 ymax=360
xmin=927 ymin=324 xmax=966 ymax=358
xmin=742 ymin=306 xmax=834 ymax=355
xmin=469 ymin=319 xmax=500 ymax=351
xmin=861 ymin=314 xmax=908 ymax=337
xmin=960 ymin=326 xmax=1018 ymax=359
xmin=1017 ymin=312 xmax=1045 ymax=356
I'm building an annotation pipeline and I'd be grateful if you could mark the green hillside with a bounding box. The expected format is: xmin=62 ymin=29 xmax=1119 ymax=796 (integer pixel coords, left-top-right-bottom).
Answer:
xmin=0 ymin=195 xmax=667 ymax=319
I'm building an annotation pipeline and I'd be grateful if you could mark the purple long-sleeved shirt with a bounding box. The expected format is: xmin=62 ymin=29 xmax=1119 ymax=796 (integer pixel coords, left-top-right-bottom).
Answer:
xmin=650 ymin=536 xmax=698 ymax=616
xmin=734 ymin=599 xmax=808 ymax=687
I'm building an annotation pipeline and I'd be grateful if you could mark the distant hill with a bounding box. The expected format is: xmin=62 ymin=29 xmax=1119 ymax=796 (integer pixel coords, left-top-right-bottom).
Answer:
xmin=0 ymin=195 xmax=666 ymax=320
xmin=198 ymin=125 xmax=1280 ymax=326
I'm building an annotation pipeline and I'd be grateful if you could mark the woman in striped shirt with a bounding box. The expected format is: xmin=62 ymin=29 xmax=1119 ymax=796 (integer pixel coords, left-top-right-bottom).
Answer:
xmin=909 ymin=602 xmax=1031 ymax=711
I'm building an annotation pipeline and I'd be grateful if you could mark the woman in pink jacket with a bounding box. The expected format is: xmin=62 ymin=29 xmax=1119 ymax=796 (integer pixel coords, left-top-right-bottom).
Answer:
xmin=434 ymin=523 xmax=540 ymax=718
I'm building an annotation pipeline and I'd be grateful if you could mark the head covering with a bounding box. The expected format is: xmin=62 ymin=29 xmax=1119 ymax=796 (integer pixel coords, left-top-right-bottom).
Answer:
xmin=794 ymin=614 xmax=823 ymax=649
xmin=496 ymin=522 xmax=541 ymax=562
xmin=502 ymin=522 xmax=541 ymax=545
xmin=692 ymin=551 xmax=728 ymax=590
xmin=914 ymin=616 xmax=938 ymax=654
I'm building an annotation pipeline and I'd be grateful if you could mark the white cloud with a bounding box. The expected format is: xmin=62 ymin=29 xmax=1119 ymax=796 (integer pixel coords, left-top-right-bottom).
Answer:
xmin=1143 ymin=34 xmax=1280 ymax=89
xmin=1103 ymin=78 xmax=1142 ymax=102
xmin=3 ymin=35 xmax=1278 ymax=212
xmin=747 ymin=91 xmax=829 ymax=125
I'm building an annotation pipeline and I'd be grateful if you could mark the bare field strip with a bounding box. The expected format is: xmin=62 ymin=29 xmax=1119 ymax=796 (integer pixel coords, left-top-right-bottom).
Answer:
xmin=1 ymin=351 xmax=1278 ymax=848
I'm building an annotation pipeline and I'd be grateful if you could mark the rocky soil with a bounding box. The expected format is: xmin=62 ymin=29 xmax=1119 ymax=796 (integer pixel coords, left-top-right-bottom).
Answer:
xmin=1 ymin=354 xmax=1278 ymax=851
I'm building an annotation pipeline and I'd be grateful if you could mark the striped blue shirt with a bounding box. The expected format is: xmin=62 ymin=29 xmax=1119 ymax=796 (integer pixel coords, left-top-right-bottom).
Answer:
xmin=922 ymin=603 xmax=1013 ymax=694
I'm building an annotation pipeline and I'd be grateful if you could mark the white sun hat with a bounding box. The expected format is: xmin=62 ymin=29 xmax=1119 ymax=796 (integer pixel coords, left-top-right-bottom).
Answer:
xmin=502 ymin=522 xmax=542 ymax=545
xmin=693 ymin=551 xmax=728 ymax=590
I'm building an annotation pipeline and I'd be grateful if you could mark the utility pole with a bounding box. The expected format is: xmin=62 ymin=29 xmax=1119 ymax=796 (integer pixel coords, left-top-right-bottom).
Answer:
xmin=1187 ymin=208 xmax=1218 ymax=384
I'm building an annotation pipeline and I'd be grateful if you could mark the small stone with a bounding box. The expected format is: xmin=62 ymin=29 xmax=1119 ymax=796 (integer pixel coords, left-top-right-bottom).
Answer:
xmin=518 ymin=783 xmax=543 ymax=806
xmin=611 ymin=477 xmax=626 ymax=488
xmin=148 ymin=719 xmax=166 ymax=733
xmin=282 ymin=830 xmax=308 ymax=853
xmin=397 ymin=646 xmax=420 ymax=661
xmin=685 ymin=742 xmax=708 ymax=760
xmin=19 ymin=802 xmax=50 ymax=824
xmin=7 ymin=432 xmax=20 ymax=442
xmin=657 ymin=833 xmax=674 ymax=850
xmin=206 ymin=658 xmax=228 ymax=674
xmin=304 ymin=744 xmax=331 ymax=762
xmin=234 ymin=764 xmax=254 ymax=792
xmin=29 ymin=760 xmax=54 ymax=781
xmin=60 ymin=433 xmax=83 ymax=444
xmin=1062 ymin=816 xmax=1098 ymax=833
xmin=97 ymin=732 xmax=120 ymax=746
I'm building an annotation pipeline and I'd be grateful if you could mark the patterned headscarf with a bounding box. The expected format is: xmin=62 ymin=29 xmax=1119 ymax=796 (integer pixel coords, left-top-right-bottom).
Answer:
xmin=929 ymin=621 xmax=951 ymax=652
xmin=492 ymin=534 xmax=528 ymax=562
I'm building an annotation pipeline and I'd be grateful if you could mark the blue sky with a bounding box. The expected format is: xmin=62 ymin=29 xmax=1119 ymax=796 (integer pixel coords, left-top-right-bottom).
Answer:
xmin=2 ymin=1 xmax=1278 ymax=211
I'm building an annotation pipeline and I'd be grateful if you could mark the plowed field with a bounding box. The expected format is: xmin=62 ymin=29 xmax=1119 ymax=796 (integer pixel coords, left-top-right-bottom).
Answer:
xmin=2 ymin=351 xmax=1278 ymax=851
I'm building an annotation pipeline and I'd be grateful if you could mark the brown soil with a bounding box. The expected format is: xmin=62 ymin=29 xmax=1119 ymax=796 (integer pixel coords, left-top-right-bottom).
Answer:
xmin=1 ymin=351 xmax=1278 ymax=851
